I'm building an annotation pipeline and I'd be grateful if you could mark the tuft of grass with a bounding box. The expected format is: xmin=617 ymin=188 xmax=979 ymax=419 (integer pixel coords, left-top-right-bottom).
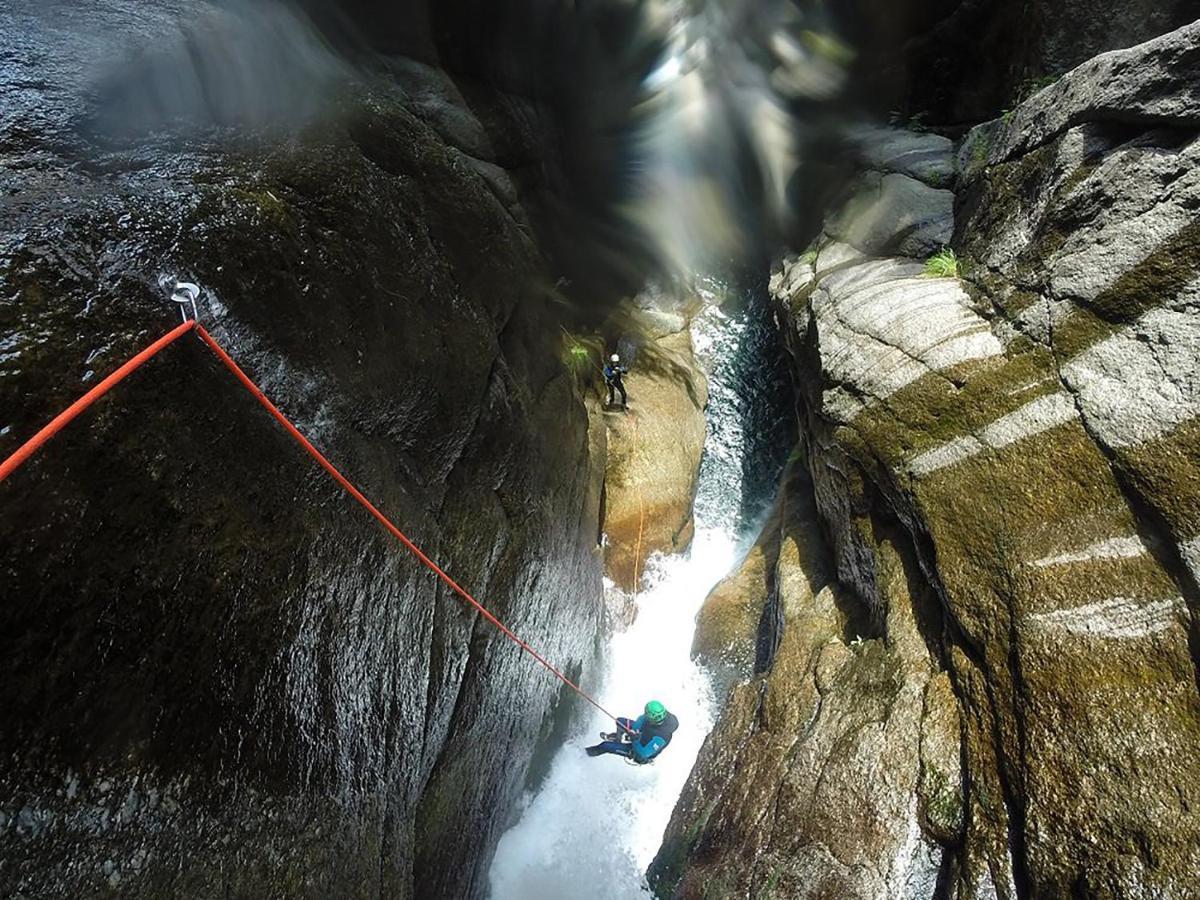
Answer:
xmin=559 ymin=329 xmax=599 ymax=375
xmin=924 ymin=248 xmax=960 ymax=279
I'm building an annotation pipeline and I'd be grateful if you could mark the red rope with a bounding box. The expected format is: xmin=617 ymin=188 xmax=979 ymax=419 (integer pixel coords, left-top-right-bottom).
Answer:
xmin=0 ymin=318 xmax=624 ymax=728
xmin=0 ymin=319 xmax=197 ymax=484
xmin=193 ymin=325 xmax=622 ymax=725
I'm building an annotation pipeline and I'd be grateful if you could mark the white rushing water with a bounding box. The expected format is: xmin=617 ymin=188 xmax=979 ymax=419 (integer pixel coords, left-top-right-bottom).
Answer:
xmin=488 ymin=297 xmax=767 ymax=899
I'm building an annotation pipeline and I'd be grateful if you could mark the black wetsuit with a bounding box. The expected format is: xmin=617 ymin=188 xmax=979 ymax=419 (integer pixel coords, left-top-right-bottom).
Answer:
xmin=604 ymin=363 xmax=628 ymax=408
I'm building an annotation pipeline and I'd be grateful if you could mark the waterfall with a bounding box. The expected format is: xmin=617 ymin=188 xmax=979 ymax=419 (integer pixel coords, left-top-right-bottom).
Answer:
xmin=487 ymin=277 xmax=791 ymax=898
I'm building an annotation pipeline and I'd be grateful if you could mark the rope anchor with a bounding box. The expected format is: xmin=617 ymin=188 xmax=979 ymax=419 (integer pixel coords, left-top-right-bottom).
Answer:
xmin=169 ymin=281 xmax=201 ymax=323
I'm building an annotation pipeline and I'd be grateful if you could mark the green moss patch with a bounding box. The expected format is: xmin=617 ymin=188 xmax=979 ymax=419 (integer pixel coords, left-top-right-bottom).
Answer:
xmin=958 ymin=142 xmax=1060 ymax=258
xmin=1056 ymin=221 xmax=1200 ymax=361
xmin=920 ymin=764 xmax=964 ymax=840
xmin=1088 ymin=221 xmax=1200 ymax=324
xmin=649 ymin=797 xmax=721 ymax=898
xmin=1023 ymin=544 xmax=1178 ymax=614
xmin=845 ymin=347 xmax=1058 ymax=468
xmin=1051 ymin=304 xmax=1118 ymax=360
xmin=1117 ymin=418 xmax=1200 ymax=541
xmin=916 ymin=419 xmax=1136 ymax=599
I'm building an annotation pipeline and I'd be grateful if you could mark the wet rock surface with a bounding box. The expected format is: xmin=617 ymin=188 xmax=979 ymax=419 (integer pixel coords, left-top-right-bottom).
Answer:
xmin=655 ymin=465 xmax=957 ymax=899
xmin=601 ymin=296 xmax=708 ymax=592
xmin=0 ymin=5 xmax=607 ymax=898
xmin=657 ymin=22 xmax=1200 ymax=900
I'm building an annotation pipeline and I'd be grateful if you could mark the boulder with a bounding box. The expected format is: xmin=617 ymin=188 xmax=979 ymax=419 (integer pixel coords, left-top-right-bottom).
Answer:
xmin=873 ymin=0 xmax=1200 ymax=125
xmin=827 ymin=173 xmax=954 ymax=259
xmin=956 ymin=28 xmax=1200 ymax=594
xmin=690 ymin=508 xmax=774 ymax=674
xmin=963 ymin=20 xmax=1200 ymax=171
xmin=849 ymin=125 xmax=956 ymax=187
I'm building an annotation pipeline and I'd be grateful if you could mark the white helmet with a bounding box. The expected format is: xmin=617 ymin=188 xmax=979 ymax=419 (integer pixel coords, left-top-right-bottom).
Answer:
xmin=611 ymin=354 xmax=620 ymax=362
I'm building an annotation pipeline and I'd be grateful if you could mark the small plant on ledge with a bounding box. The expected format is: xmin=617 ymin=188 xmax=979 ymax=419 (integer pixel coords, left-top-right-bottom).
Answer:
xmin=924 ymin=247 xmax=960 ymax=279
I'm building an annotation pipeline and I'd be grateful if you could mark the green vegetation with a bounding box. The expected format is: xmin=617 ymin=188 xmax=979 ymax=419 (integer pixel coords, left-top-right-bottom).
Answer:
xmin=888 ymin=110 xmax=930 ymax=134
xmin=1000 ymin=76 xmax=1062 ymax=119
xmin=648 ymin=797 xmax=720 ymax=899
xmin=921 ymin=765 xmax=964 ymax=839
xmin=702 ymin=875 xmax=736 ymax=900
xmin=926 ymin=169 xmax=954 ymax=190
xmin=559 ymin=328 xmax=601 ymax=376
xmin=971 ymin=135 xmax=990 ymax=166
xmin=1015 ymin=74 xmax=1060 ymax=104
xmin=923 ymin=248 xmax=959 ymax=279
xmin=756 ymin=863 xmax=786 ymax=900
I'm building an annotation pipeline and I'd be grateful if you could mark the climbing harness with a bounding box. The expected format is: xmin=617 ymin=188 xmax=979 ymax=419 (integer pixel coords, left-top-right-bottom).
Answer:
xmin=0 ymin=284 xmax=630 ymax=732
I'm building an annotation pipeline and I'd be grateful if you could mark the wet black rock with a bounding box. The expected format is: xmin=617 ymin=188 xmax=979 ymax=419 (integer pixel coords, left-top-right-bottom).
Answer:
xmin=0 ymin=4 xmax=608 ymax=898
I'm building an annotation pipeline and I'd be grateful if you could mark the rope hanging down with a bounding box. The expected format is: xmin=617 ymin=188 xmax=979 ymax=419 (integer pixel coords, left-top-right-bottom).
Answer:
xmin=0 ymin=318 xmax=624 ymax=728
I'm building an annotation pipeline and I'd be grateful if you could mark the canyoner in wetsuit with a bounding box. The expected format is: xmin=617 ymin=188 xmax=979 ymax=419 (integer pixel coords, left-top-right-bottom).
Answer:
xmin=604 ymin=353 xmax=628 ymax=410
xmin=585 ymin=700 xmax=678 ymax=764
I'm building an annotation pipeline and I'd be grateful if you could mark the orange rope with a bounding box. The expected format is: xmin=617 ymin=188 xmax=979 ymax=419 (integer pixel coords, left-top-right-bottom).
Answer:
xmin=1 ymin=319 xmax=628 ymax=731
xmin=194 ymin=325 xmax=624 ymax=726
xmin=0 ymin=320 xmax=197 ymax=484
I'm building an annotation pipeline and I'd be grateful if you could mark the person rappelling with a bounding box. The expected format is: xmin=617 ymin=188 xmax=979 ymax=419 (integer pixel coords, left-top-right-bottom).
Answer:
xmin=585 ymin=700 xmax=678 ymax=763
xmin=604 ymin=353 xmax=629 ymax=410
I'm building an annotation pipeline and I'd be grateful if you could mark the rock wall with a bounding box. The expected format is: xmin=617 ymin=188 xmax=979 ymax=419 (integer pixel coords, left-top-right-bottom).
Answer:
xmin=0 ymin=5 xmax=607 ymax=898
xmin=653 ymin=23 xmax=1200 ymax=900
xmin=848 ymin=0 xmax=1200 ymax=125
xmin=601 ymin=295 xmax=708 ymax=591
xmin=657 ymin=464 xmax=960 ymax=897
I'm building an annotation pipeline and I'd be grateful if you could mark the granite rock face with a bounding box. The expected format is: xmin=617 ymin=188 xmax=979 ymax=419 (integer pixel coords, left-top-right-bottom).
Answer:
xmin=655 ymin=22 xmax=1200 ymax=900
xmin=661 ymin=464 xmax=959 ymax=899
xmin=601 ymin=298 xmax=708 ymax=591
xmin=0 ymin=5 xmax=607 ymax=899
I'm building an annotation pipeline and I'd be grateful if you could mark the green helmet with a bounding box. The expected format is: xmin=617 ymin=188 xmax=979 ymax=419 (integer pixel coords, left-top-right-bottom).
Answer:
xmin=645 ymin=700 xmax=667 ymax=724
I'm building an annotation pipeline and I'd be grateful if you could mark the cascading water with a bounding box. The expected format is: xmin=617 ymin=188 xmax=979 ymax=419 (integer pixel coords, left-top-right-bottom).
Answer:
xmin=487 ymin=278 xmax=792 ymax=899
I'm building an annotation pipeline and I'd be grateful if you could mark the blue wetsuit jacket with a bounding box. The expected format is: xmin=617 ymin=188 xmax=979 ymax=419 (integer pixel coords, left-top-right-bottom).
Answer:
xmin=602 ymin=712 xmax=680 ymax=762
